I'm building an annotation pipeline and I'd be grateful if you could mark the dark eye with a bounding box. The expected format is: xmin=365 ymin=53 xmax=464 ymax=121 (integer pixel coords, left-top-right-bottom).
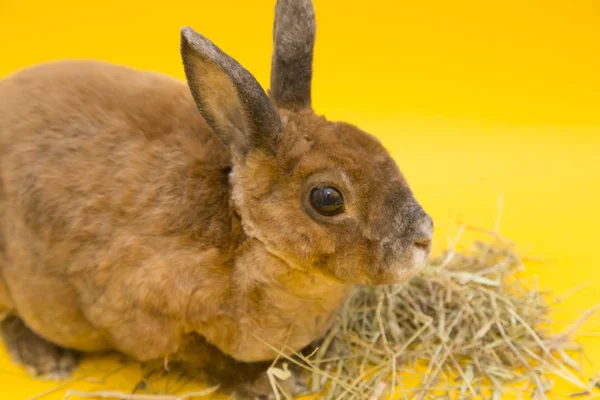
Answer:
xmin=310 ymin=187 xmax=344 ymax=216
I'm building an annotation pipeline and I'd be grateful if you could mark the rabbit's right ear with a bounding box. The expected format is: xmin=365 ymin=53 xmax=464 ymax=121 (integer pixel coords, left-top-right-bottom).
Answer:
xmin=180 ymin=27 xmax=282 ymax=158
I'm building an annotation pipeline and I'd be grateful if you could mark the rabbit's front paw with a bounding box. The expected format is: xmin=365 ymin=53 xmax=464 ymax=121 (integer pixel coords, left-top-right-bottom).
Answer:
xmin=233 ymin=368 xmax=308 ymax=400
xmin=0 ymin=315 xmax=79 ymax=380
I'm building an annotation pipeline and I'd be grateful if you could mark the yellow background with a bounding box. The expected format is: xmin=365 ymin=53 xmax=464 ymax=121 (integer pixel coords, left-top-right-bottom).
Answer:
xmin=0 ymin=0 xmax=599 ymax=398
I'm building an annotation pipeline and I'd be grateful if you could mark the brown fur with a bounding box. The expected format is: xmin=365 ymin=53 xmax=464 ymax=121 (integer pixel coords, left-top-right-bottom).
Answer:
xmin=0 ymin=0 xmax=433 ymax=396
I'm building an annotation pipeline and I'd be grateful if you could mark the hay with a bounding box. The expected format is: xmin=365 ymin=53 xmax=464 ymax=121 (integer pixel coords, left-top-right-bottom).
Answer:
xmin=264 ymin=226 xmax=599 ymax=400
xmin=60 ymin=387 xmax=219 ymax=400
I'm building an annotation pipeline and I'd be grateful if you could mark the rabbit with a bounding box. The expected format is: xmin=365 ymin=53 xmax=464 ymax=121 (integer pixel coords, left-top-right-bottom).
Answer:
xmin=0 ymin=0 xmax=434 ymax=397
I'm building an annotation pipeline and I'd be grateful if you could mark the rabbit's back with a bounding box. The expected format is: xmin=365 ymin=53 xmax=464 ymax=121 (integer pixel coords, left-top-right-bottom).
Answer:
xmin=0 ymin=61 xmax=238 ymax=355
xmin=0 ymin=60 xmax=233 ymax=247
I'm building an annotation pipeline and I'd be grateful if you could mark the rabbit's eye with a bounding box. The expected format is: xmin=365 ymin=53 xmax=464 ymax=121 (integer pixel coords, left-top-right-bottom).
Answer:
xmin=310 ymin=187 xmax=344 ymax=216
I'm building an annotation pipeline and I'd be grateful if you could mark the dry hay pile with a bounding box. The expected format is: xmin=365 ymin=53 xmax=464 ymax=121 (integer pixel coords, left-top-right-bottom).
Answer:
xmin=263 ymin=227 xmax=599 ymax=400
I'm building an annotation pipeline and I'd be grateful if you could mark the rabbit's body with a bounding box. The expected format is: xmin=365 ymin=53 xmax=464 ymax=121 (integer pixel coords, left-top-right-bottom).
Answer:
xmin=0 ymin=0 xmax=434 ymax=396
xmin=0 ymin=60 xmax=350 ymax=363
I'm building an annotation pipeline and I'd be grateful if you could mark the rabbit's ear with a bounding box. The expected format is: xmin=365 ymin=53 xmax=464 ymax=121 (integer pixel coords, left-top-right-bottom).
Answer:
xmin=269 ymin=0 xmax=316 ymax=110
xmin=180 ymin=27 xmax=282 ymax=157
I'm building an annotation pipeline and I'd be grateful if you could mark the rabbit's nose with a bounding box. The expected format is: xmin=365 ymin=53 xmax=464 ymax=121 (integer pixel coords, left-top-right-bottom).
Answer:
xmin=412 ymin=214 xmax=434 ymax=252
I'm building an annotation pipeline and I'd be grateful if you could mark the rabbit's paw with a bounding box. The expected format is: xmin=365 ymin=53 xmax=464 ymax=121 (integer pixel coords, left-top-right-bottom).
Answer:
xmin=234 ymin=368 xmax=308 ymax=400
xmin=0 ymin=315 xmax=79 ymax=380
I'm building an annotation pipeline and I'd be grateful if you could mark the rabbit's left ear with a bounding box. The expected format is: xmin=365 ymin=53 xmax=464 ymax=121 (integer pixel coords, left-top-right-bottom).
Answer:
xmin=181 ymin=27 xmax=282 ymax=158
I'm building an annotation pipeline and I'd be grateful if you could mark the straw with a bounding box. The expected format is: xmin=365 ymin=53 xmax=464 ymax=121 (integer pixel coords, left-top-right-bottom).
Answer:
xmin=270 ymin=226 xmax=598 ymax=399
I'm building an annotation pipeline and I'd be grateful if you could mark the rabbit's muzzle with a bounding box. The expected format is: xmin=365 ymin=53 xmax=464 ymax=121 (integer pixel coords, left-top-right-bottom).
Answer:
xmin=370 ymin=202 xmax=434 ymax=285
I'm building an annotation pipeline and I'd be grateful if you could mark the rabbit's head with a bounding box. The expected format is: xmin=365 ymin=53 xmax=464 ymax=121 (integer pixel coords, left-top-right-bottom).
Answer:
xmin=180 ymin=0 xmax=433 ymax=285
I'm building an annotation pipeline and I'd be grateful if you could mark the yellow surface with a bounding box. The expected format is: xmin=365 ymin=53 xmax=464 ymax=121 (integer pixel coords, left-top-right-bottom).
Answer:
xmin=0 ymin=0 xmax=599 ymax=398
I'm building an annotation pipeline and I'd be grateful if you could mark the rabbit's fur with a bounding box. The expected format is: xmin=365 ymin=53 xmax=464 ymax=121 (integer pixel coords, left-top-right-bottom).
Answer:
xmin=0 ymin=0 xmax=433 ymax=395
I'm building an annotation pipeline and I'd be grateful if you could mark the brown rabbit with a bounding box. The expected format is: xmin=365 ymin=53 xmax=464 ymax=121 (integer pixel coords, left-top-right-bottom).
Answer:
xmin=0 ymin=0 xmax=433 ymax=397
